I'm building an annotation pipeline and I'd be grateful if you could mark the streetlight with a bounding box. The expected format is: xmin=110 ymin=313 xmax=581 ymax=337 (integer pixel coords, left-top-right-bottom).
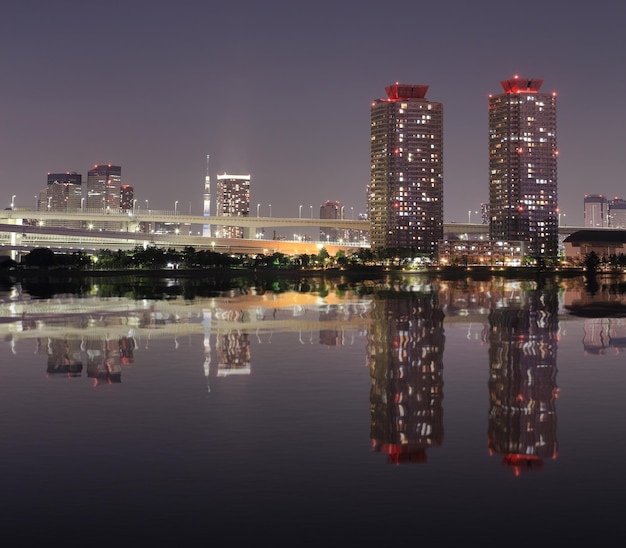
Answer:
xmin=299 ymin=204 xmax=302 ymax=218
xmin=34 ymin=195 xmax=38 ymax=211
xmin=310 ymin=205 xmax=313 ymax=218
xmin=11 ymin=195 xmax=16 ymax=209
xmin=81 ymin=198 xmax=85 ymax=211
xmin=132 ymin=199 xmax=137 ymax=212
xmin=174 ymin=200 xmax=178 ymax=215
xmin=468 ymin=210 xmax=478 ymax=223
xmin=257 ymin=203 xmax=260 ymax=217
xmin=145 ymin=199 xmax=149 ymax=212
xmin=351 ymin=206 xmax=354 ymax=220
xmin=269 ymin=204 xmax=272 ymax=217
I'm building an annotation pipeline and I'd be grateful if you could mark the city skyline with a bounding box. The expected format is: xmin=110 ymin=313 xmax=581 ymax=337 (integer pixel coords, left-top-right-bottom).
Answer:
xmin=2 ymin=1 xmax=625 ymax=226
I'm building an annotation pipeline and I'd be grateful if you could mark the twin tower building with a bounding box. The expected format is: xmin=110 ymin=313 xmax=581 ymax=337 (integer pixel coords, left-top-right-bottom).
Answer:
xmin=369 ymin=76 xmax=558 ymax=259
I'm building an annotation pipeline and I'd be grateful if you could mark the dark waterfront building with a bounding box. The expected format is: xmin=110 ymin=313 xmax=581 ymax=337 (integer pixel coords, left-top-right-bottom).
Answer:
xmin=369 ymin=83 xmax=443 ymax=255
xmin=368 ymin=284 xmax=445 ymax=464
xmin=488 ymin=76 xmax=558 ymax=259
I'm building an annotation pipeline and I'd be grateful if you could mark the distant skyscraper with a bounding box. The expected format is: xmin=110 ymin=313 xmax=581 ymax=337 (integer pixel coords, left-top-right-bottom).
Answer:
xmin=86 ymin=164 xmax=121 ymax=211
xmin=584 ymin=194 xmax=608 ymax=228
xmin=488 ymin=76 xmax=558 ymax=258
xmin=86 ymin=164 xmax=122 ymax=230
xmin=45 ymin=172 xmax=82 ymax=211
xmin=369 ymin=83 xmax=443 ymax=254
xmin=608 ymin=197 xmax=626 ymax=229
xmin=42 ymin=172 xmax=82 ymax=228
xmin=120 ymin=184 xmax=134 ymax=211
xmin=319 ymin=200 xmax=344 ymax=243
xmin=215 ymin=173 xmax=250 ymax=239
xmin=203 ymin=155 xmax=211 ymax=237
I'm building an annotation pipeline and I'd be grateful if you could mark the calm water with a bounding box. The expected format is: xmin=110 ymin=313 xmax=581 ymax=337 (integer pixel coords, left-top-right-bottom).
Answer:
xmin=1 ymin=273 xmax=625 ymax=544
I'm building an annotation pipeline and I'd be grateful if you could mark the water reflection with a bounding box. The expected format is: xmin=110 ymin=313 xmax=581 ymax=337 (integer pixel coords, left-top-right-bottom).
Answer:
xmin=3 ymin=273 xmax=626 ymax=542
xmin=39 ymin=335 xmax=134 ymax=385
xmin=485 ymin=282 xmax=560 ymax=474
xmin=368 ymin=281 xmax=445 ymax=464
xmin=3 ymin=275 xmax=626 ymax=450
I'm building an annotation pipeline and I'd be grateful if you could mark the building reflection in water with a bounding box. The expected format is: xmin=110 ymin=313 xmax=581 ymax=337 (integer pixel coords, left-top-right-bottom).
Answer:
xmin=581 ymin=318 xmax=626 ymax=355
xmin=40 ymin=335 xmax=135 ymax=385
xmin=368 ymin=281 xmax=445 ymax=464
xmin=485 ymin=281 xmax=559 ymax=474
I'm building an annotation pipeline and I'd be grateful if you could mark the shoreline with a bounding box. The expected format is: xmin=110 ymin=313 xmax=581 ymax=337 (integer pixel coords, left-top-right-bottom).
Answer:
xmin=0 ymin=264 xmax=597 ymax=282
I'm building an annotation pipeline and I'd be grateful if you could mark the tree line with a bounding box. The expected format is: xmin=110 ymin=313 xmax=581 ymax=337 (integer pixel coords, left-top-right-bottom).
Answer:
xmin=2 ymin=245 xmax=379 ymax=271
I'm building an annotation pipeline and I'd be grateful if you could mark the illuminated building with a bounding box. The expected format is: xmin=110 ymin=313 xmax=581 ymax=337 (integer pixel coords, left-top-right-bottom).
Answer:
xmin=86 ymin=164 xmax=122 ymax=230
xmin=39 ymin=172 xmax=82 ymax=228
xmin=608 ymin=197 xmax=626 ymax=228
xmin=215 ymin=173 xmax=250 ymax=239
xmin=86 ymin=164 xmax=121 ymax=211
xmin=120 ymin=184 xmax=134 ymax=212
xmin=583 ymin=194 xmax=607 ymax=228
xmin=369 ymin=83 xmax=443 ymax=254
xmin=489 ymin=76 xmax=558 ymax=258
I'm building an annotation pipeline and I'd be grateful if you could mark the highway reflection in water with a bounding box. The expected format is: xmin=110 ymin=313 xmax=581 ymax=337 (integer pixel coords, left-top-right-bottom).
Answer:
xmin=1 ymin=274 xmax=626 ymax=544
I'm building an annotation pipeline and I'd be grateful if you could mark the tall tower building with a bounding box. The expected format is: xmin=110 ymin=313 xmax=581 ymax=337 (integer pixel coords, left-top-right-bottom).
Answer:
xmin=86 ymin=164 xmax=121 ymax=211
xmin=203 ymin=155 xmax=211 ymax=237
xmin=584 ymin=194 xmax=607 ymax=228
xmin=369 ymin=83 xmax=443 ymax=255
xmin=215 ymin=173 xmax=250 ymax=239
xmin=488 ymin=76 xmax=558 ymax=258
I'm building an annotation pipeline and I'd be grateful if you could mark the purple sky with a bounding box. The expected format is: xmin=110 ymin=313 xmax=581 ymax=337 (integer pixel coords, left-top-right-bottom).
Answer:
xmin=2 ymin=0 xmax=624 ymax=226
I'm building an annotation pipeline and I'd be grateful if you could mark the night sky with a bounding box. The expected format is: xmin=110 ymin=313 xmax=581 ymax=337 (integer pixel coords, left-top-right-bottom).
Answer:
xmin=2 ymin=0 xmax=624 ymax=226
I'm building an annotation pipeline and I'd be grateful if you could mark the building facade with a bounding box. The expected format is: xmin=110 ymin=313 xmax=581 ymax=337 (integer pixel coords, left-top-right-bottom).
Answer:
xmin=40 ymin=172 xmax=83 ymax=228
xmin=608 ymin=198 xmax=626 ymax=228
xmin=584 ymin=194 xmax=608 ymax=228
xmin=43 ymin=172 xmax=82 ymax=211
xmin=86 ymin=164 xmax=122 ymax=211
xmin=488 ymin=76 xmax=558 ymax=258
xmin=120 ymin=184 xmax=134 ymax=212
xmin=319 ymin=200 xmax=344 ymax=243
xmin=369 ymin=83 xmax=443 ymax=255
xmin=86 ymin=164 xmax=122 ymax=230
xmin=215 ymin=173 xmax=250 ymax=239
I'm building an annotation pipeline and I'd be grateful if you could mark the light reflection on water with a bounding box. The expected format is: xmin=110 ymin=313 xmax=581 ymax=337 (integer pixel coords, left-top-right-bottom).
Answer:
xmin=1 ymin=274 xmax=626 ymax=543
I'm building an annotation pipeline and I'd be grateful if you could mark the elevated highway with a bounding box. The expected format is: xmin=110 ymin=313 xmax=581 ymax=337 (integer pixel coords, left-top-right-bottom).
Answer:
xmin=0 ymin=207 xmax=584 ymax=257
xmin=0 ymin=207 xmax=370 ymax=257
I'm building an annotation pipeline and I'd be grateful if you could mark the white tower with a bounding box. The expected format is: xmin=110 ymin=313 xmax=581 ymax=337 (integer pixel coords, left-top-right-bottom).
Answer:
xmin=203 ymin=155 xmax=211 ymax=237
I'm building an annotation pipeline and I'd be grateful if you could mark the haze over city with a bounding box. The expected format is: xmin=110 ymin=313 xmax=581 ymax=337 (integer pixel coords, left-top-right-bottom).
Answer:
xmin=2 ymin=0 xmax=624 ymax=226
